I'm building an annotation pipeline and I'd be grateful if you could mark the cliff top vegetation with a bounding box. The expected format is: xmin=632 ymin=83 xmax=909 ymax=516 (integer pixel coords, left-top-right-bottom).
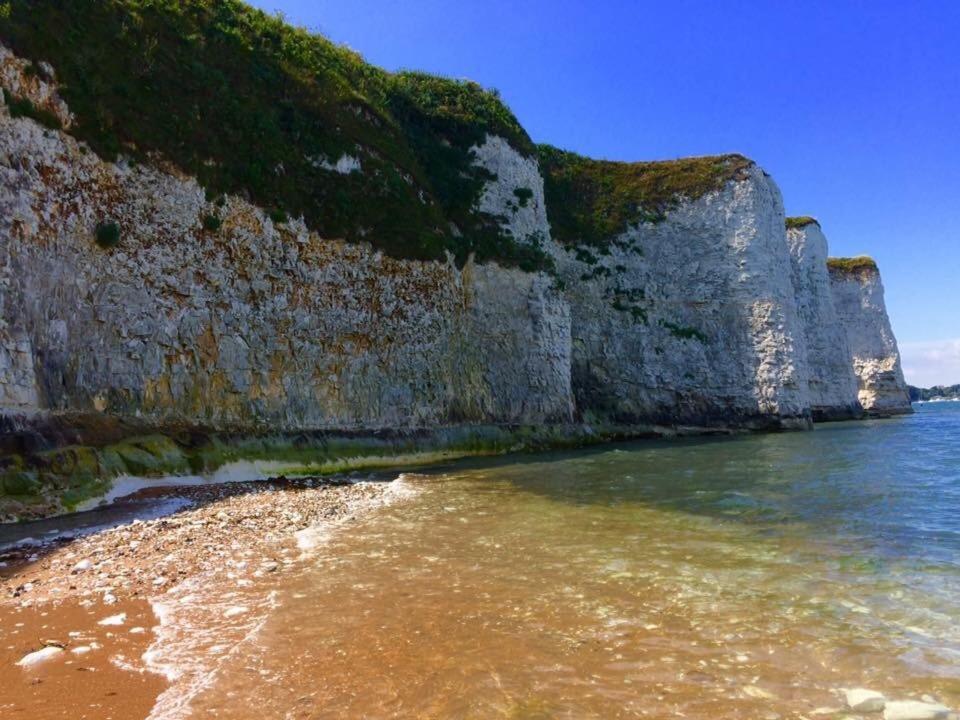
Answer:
xmin=1 ymin=0 xmax=764 ymax=270
xmin=827 ymin=256 xmax=879 ymax=274
xmin=0 ymin=0 xmax=548 ymax=270
xmin=537 ymin=145 xmax=754 ymax=248
xmin=786 ymin=216 xmax=820 ymax=230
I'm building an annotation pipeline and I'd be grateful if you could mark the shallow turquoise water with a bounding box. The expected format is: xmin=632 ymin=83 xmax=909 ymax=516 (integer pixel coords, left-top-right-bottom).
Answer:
xmin=184 ymin=404 xmax=960 ymax=718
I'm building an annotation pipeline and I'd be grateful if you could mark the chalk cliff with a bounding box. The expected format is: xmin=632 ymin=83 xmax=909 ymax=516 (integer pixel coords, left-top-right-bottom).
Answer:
xmin=828 ymin=258 xmax=912 ymax=415
xmin=785 ymin=220 xmax=863 ymax=420
xmin=552 ymin=161 xmax=811 ymax=429
xmin=0 ymin=2 xmax=912 ymax=518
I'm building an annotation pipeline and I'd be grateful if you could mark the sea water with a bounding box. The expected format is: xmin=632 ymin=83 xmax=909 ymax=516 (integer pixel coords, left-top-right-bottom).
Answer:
xmin=165 ymin=404 xmax=960 ymax=718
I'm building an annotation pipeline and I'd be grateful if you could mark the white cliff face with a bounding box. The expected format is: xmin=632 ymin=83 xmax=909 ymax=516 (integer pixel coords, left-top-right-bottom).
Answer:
xmin=472 ymin=134 xmax=551 ymax=248
xmin=0 ymin=104 xmax=572 ymax=427
xmin=829 ymin=265 xmax=912 ymax=415
xmin=786 ymin=223 xmax=863 ymax=419
xmin=0 ymin=41 xmax=907 ymax=438
xmin=472 ymin=138 xmax=814 ymax=428
xmin=555 ymin=165 xmax=812 ymax=428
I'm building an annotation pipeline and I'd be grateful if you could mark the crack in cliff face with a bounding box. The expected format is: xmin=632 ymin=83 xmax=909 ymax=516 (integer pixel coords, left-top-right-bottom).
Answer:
xmin=0 ymin=40 xmax=911 ymax=518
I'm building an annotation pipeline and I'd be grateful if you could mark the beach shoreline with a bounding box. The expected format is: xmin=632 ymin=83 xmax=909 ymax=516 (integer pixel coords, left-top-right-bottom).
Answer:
xmin=0 ymin=477 xmax=400 ymax=719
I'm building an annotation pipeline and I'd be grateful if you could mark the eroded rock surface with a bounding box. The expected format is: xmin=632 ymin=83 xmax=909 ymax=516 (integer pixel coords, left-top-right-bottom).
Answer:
xmin=829 ymin=260 xmax=912 ymax=415
xmin=786 ymin=221 xmax=863 ymax=420
xmin=0 ymin=40 xmax=913 ymax=517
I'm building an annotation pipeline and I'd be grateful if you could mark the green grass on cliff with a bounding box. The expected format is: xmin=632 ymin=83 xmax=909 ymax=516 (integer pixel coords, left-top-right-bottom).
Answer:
xmin=827 ymin=256 xmax=878 ymax=274
xmin=0 ymin=0 xmax=551 ymax=270
xmin=2 ymin=87 xmax=61 ymax=129
xmin=785 ymin=216 xmax=819 ymax=230
xmin=537 ymin=145 xmax=754 ymax=248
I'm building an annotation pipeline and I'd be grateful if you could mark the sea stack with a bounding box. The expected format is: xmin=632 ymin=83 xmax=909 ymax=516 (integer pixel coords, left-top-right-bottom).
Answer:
xmin=785 ymin=218 xmax=863 ymax=420
xmin=828 ymin=256 xmax=912 ymax=415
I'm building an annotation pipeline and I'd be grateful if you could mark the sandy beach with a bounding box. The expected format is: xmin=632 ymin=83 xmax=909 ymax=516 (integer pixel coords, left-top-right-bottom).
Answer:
xmin=0 ymin=477 xmax=396 ymax=719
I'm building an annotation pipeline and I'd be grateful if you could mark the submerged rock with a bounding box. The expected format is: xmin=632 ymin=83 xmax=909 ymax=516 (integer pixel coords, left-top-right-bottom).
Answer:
xmin=883 ymin=700 xmax=951 ymax=720
xmin=844 ymin=688 xmax=886 ymax=712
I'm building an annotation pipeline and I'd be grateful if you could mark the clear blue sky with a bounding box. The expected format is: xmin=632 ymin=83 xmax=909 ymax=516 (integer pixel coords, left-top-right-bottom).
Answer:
xmin=251 ymin=0 xmax=960 ymax=384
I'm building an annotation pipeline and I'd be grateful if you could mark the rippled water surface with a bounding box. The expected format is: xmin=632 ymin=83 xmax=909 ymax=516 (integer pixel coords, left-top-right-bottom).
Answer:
xmin=189 ymin=404 xmax=960 ymax=718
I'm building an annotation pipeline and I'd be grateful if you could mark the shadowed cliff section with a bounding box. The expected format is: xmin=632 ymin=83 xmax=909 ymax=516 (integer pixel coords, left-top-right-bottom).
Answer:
xmin=785 ymin=222 xmax=864 ymax=421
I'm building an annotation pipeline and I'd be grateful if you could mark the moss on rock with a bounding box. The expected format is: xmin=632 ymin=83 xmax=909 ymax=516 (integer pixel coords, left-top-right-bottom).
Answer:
xmin=59 ymin=477 xmax=112 ymax=510
xmin=1 ymin=470 xmax=41 ymax=495
xmin=108 ymin=435 xmax=190 ymax=476
xmin=34 ymin=445 xmax=101 ymax=480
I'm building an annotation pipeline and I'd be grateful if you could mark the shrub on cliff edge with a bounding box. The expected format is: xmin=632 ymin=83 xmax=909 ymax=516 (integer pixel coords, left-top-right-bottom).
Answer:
xmin=202 ymin=214 xmax=222 ymax=232
xmin=827 ymin=256 xmax=878 ymax=274
xmin=94 ymin=221 xmax=120 ymax=249
xmin=786 ymin=216 xmax=819 ymax=230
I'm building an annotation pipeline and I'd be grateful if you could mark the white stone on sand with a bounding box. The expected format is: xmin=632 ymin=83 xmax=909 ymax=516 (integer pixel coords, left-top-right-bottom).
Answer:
xmin=17 ymin=646 xmax=64 ymax=666
xmin=97 ymin=613 xmax=126 ymax=626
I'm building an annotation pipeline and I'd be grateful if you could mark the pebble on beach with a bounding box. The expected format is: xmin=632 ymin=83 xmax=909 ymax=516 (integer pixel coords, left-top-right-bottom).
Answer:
xmin=2 ymin=477 xmax=390 ymax=613
xmin=98 ymin=613 xmax=126 ymax=626
xmin=16 ymin=645 xmax=64 ymax=667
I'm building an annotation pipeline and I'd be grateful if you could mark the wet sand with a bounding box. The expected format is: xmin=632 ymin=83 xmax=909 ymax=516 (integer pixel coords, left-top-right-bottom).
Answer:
xmin=0 ymin=477 xmax=394 ymax=719
xmin=0 ymin=597 xmax=162 ymax=719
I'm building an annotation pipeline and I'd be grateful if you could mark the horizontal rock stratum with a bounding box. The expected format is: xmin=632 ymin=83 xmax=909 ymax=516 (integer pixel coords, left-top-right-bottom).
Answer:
xmin=0 ymin=1 xmax=911 ymax=519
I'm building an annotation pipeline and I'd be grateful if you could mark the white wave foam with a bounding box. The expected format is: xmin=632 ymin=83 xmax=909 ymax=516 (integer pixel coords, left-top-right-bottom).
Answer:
xmin=295 ymin=474 xmax=420 ymax=555
xmin=144 ymin=578 xmax=279 ymax=720
xmin=144 ymin=477 xmax=420 ymax=719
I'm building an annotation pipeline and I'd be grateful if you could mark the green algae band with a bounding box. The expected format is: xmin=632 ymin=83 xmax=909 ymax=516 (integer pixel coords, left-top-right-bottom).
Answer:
xmin=0 ymin=424 xmax=660 ymax=520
